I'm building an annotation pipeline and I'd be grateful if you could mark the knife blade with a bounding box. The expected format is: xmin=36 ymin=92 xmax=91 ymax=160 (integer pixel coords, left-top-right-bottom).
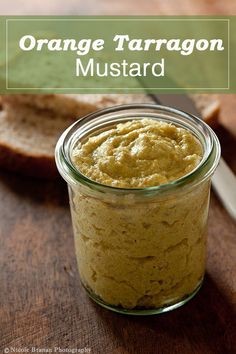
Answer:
xmin=150 ymin=93 xmax=236 ymax=223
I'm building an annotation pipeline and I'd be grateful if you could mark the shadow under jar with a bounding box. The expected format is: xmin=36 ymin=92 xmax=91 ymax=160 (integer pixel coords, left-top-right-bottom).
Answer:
xmin=55 ymin=104 xmax=220 ymax=315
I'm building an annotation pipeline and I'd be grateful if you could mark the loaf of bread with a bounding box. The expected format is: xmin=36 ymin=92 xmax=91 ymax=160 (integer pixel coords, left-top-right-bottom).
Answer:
xmin=0 ymin=94 xmax=220 ymax=178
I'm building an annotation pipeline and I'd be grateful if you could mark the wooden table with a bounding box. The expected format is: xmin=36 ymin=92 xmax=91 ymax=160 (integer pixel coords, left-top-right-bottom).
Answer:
xmin=0 ymin=1 xmax=236 ymax=353
xmin=0 ymin=97 xmax=235 ymax=354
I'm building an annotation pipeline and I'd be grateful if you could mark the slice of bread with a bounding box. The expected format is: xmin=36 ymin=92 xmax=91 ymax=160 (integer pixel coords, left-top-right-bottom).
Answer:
xmin=0 ymin=104 xmax=76 ymax=178
xmin=2 ymin=93 xmax=220 ymax=126
xmin=1 ymin=94 xmax=153 ymax=118
xmin=190 ymin=94 xmax=220 ymax=128
xmin=1 ymin=94 xmax=101 ymax=119
xmin=0 ymin=94 xmax=220 ymax=179
xmin=0 ymin=94 xmax=153 ymax=178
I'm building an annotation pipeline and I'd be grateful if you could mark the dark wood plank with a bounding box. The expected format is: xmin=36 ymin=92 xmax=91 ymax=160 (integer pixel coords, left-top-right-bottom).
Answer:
xmin=0 ymin=167 xmax=235 ymax=353
xmin=0 ymin=110 xmax=236 ymax=353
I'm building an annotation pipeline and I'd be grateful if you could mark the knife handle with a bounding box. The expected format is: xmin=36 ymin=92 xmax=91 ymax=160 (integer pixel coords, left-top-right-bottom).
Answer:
xmin=212 ymin=158 xmax=236 ymax=222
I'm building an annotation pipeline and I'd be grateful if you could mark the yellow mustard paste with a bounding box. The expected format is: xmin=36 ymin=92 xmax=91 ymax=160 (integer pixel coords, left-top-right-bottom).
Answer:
xmin=70 ymin=119 xmax=208 ymax=309
xmin=72 ymin=119 xmax=202 ymax=188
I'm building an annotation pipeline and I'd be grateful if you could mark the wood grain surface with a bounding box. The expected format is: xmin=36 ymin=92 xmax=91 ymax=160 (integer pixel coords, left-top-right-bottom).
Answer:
xmin=0 ymin=113 xmax=236 ymax=354
xmin=0 ymin=1 xmax=236 ymax=354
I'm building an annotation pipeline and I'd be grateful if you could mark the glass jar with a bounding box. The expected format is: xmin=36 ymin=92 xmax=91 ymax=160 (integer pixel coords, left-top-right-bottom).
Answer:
xmin=55 ymin=104 xmax=220 ymax=315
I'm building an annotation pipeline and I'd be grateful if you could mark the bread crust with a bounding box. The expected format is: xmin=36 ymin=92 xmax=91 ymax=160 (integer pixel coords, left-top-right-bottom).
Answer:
xmin=0 ymin=141 xmax=58 ymax=178
xmin=190 ymin=94 xmax=220 ymax=128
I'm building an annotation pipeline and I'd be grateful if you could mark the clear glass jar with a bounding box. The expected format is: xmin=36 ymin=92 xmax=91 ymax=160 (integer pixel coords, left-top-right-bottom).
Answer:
xmin=55 ymin=104 xmax=220 ymax=315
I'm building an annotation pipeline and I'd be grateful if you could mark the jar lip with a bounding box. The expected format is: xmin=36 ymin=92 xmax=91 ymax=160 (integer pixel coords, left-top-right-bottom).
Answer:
xmin=55 ymin=103 xmax=221 ymax=192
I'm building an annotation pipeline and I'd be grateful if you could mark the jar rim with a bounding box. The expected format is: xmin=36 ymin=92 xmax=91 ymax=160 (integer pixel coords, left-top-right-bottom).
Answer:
xmin=55 ymin=103 xmax=221 ymax=193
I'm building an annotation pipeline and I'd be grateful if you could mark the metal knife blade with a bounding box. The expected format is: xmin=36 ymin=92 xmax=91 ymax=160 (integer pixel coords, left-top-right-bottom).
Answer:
xmin=151 ymin=93 xmax=236 ymax=223
xmin=149 ymin=94 xmax=200 ymax=117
